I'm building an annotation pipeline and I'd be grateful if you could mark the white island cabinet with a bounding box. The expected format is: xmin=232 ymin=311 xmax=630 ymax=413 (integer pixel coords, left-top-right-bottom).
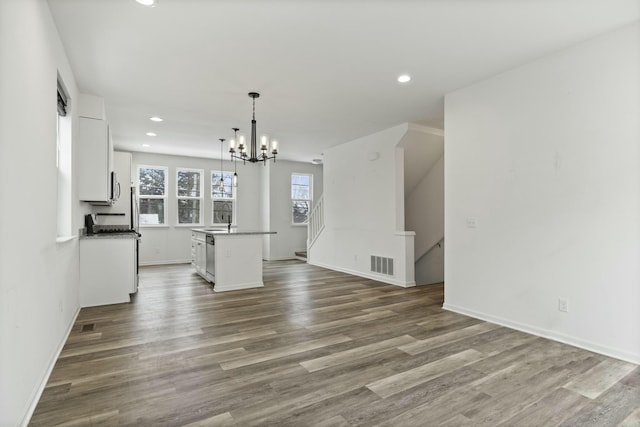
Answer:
xmin=80 ymin=235 xmax=136 ymax=307
xmin=191 ymin=229 xmax=275 ymax=292
xmin=191 ymin=231 xmax=206 ymax=277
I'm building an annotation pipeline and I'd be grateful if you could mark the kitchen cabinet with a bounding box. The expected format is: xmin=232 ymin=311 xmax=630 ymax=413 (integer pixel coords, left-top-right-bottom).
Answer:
xmin=78 ymin=116 xmax=117 ymax=205
xmin=192 ymin=231 xmax=206 ymax=278
xmin=93 ymin=152 xmax=132 ymax=223
xmin=190 ymin=229 xmax=275 ymax=292
xmin=80 ymin=236 xmax=136 ymax=307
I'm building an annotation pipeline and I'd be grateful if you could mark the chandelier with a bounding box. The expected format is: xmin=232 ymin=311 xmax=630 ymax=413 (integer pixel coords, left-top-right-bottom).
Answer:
xmin=229 ymin=92 xmax=278 ymax=165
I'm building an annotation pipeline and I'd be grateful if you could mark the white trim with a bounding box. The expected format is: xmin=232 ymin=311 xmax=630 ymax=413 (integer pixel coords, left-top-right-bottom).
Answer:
xmin=308 ymin=260 xmax=416 ymax=288
xmin=55 ymin=235 xmax=77 ymax=243
xmin=139 ymin=259 xmax=190 ymax=266
xmin=211 ymin=170 xmax=237 ymax=226
xmin=137 ymin=164 xmax=169 ymax=226
xmin=442 ymin=303 xmax=640 ymax=365
xmin=394 ymin=231 xmax=416 ymax=236
xmin=213 ymin=281 xmax=264 ymax=292
xmin=176 ymin=167 xmax=204 ymax=226
xmin=292 ymin=172 xmax=313 ymax=225
xmin=407 ymin=122 xmax=444 ymax=136
xmin=22 ymin=307 xmax=80 ymax=427
xmin=265 ymin=256 xmax=298 ymax=261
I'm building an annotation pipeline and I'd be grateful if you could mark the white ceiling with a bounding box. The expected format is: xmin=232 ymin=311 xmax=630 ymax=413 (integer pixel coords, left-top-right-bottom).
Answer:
xmin=48 ymin=0 xmax=639 ymax=163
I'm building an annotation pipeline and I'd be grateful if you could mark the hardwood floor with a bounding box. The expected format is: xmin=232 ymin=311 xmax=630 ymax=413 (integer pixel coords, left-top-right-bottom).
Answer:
xmin=31 ymin=261 xmax=640 ymax=426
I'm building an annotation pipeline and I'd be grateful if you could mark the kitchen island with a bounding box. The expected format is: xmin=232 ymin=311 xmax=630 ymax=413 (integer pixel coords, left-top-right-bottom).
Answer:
xmin=191 ymin=229 xmax=275 ymax=292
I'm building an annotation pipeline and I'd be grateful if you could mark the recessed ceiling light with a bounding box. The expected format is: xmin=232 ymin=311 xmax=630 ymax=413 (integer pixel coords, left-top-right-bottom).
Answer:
xmin=142 ymin=143 xmax=150 ymax=147
xmin=397 ymin=74 xmax=411 ymax=83
xmin=150 ymin=116 xmax=163 ymax=122
xmin=135 ymin=0 xmax=156 ymax=6
xmin=146 ymin=132 xmax=156 ymax=137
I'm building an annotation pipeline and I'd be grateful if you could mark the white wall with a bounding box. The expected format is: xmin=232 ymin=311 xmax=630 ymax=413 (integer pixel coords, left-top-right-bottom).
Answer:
xmin=310 ymin=124 xmax=416 ymax=287
xmin=129 ymin=152 xmax=321 ymax=264
xmin=444 ymin=24 xmax=640 ymax=363
xmin=415 ymin=241 xmax=444 ymax=286
xmin=0 ymin=1 xmax=87 ymax=425
xmin=129 ymin=152 xmax=262 ymax=264
xmin=264 ymin=160 xmax=323 ymax=260
xmin=406 ymin=155 xmax=444 ymax=284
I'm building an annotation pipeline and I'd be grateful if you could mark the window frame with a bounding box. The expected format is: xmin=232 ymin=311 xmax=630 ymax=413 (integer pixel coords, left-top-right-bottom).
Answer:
xmin=56 ymin=77 xmax=73 ymax=240
xmin=137 ymin=164 xmax=169 ymax=227
xmin=176 ymin=167 xmax=204 ymax=226
xmin=211 ymin=170 xmax=236 ymax=226
xmin=291 ymin=172 xmax=313 ymax=226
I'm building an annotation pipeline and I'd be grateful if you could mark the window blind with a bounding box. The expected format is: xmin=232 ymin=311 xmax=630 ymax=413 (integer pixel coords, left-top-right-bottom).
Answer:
xmin=57 ymin=80 xmax=68 ymax=116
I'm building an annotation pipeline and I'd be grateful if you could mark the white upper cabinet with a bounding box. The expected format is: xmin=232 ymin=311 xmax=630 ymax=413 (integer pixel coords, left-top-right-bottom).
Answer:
xmin=77 ymin=94 xmax=118 ymax=205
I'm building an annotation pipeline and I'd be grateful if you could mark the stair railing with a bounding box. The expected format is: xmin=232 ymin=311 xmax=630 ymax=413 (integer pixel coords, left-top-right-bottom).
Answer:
xmin=307 ymin=195 xmax=325 ymax=249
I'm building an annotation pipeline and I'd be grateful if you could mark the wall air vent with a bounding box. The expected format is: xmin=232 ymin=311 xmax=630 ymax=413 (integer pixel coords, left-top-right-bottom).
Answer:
xmin=370 ymin=255 xmax=394 ymax=276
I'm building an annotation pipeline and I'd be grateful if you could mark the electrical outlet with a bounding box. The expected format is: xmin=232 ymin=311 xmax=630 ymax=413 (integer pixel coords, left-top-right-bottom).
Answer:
xmin=466 ymin=217 xmax=478 ymax=228
xmin=558 ymin=298 xmax=568 ymax=313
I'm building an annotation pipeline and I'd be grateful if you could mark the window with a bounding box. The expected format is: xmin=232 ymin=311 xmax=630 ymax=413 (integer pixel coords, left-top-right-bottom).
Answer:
xmin=211 ymin=171 xmax=235 ymax=225
xmin=176 ymin=168 xmax=203 ymax=225
xmin=56 ymin=78 xmax=72 ymax=238
xmin=292 ymin=173 xmax=312 ymax=225
xmin=138 ymin=165 xmax=168 ymax=225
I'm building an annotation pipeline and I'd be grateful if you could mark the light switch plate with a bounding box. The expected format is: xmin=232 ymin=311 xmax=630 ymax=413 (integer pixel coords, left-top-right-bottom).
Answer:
xmin=466 ymin=217 xmax=478 ymax=228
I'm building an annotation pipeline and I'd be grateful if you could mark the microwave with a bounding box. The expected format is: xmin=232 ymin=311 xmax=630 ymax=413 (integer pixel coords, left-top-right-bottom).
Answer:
xmin=110 ymin=171 xmax=121 ymax=203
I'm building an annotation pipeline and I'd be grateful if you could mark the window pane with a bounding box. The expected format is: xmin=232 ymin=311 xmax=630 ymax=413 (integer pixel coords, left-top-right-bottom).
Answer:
xmin=292 ymin=200 xmax=309 ymax=224
xmin=178 ymin=199 xmax=200 ymax=224
xmin=177 ymin=170 xmax=201 ymax=197
xmin=213 ymin=200 xmax=233 ymax=224
xmin=212 ymin=172 xmax=233 ymax=199
xmin=139 ymin=198 xmax=165 ymax=224
xmin=139 ymin=168 xmax=166 ymax=196
xmin=291 ymin=174 xmax=310 ymax=200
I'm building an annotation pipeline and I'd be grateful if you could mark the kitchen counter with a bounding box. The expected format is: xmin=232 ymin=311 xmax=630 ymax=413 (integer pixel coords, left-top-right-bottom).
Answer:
xmin=191 ymin=229 xmax=276 ymax=292
xmin=191 ymin=228 xmax=275 ymax=236
xmin=80 ymin=231 xmax=140 ymax=240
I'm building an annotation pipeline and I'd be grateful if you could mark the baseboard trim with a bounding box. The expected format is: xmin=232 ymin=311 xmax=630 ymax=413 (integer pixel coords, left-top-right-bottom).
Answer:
xmin=308 ymin=260 xmax=416 ymax=288
xmin=140 ymin=259 xmax=190 ymax=266
xmin=213 ymin=281 xmax=264 ymax=293
xmin=442 ymin=303 xmax=640 ymax=365
xmin=264 ymin=256 xmax=297 ymax=261
xmin=22 ymin=306 xmax=80 ymax=427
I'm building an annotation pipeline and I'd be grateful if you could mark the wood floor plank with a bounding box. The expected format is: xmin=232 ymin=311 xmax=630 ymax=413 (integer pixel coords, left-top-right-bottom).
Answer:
xmin=398 ymin=322 xmax=500 ymax=355
xmin=299 ymin=335 xmax=416 ymax=372
xmin=29 ymin=261 xmax=639 ymax=426
xmin=219 ymin=334 xmax=352 ymax=370
xmin=181 ymin=411 xmax=236 ymax=426
xmin=366 ymin=348 xmax=485 ymax=398
xmin=564 ymin=358 xmax=638 ymax=399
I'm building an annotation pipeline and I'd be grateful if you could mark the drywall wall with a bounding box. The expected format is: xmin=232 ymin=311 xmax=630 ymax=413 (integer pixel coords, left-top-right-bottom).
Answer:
xmin=264 ymin=160 xmax=323 ymax=260
xmin=415 ymin=241 xmax=444 ymax=286
xmin=309 ymin=124 xmax=415 ymax=287
xmin=406 ymin=155 xmax=444 ymax=254
xmin=129 ymin=152 xmax=321 ymax=264
xmin=444 ymin=23 xmax=640 ymax=363
xmin=129 ymin=152 xmax=262 ymax=264
xmin=0 ymin=1 xmax=87 ymax=424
